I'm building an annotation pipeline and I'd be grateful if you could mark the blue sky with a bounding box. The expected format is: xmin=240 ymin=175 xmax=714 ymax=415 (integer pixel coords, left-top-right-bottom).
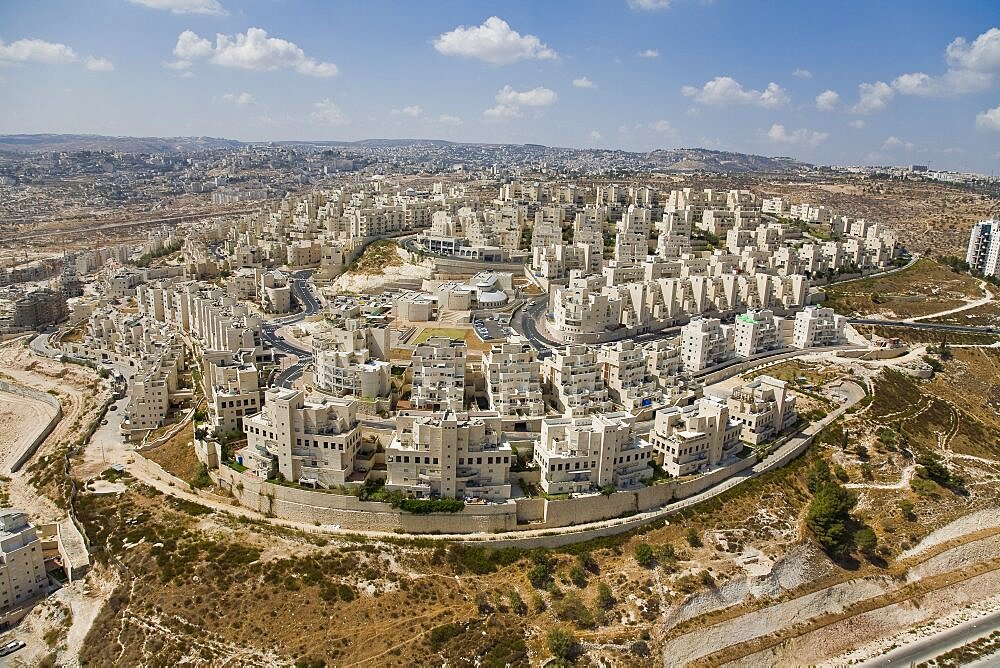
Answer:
xmin=0 ymin=0 xmax=998 ymax=171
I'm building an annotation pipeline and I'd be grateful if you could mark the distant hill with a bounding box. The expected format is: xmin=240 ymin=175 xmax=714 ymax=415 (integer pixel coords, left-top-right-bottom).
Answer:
xmin=645 ymin=148 xmax=809 ymax=173
xmin=0 ymin=134 xmax=812 ymax=172
xmin=0 ymin=134 xmax=243 ymax=153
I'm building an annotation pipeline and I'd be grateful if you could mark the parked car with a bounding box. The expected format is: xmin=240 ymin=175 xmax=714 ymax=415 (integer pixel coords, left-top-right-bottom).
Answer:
xmin=0 ymin=641 xmax=25 ymax=657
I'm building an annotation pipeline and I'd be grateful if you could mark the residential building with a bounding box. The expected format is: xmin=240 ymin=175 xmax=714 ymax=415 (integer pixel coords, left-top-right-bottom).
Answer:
xmin=533 ymin=412 xmax=654 ymax=494
xmin=482 ymin=338 xmax=545 ymax=421
xmin=409 ymin=337 xmax=467 ymax=411
xmin=239 ymin=388 xmax=364 ymax=487
xmin=733 ymin=308 xmax=783 ymax=358
xmin=649 ymin=398 xmax=741 ymax=476
xmin=792 ymin=306 xmax=846 ymax=348
xmin=386 ymin=410 xmax=512 ymax=501
xmin=966 ymin=219 xmax=1000 ymax=277
xmin=681 ymin=316 xmax=734 ymax=372
xmin=0 ymin=509 xmax=48 ymax=614
xmin=202 ymin=349 xmax=262 ymax=433
xmin=542 ymin=344 xmax=613 ymax=417
xmin=727 ymin=375 xmax=797 ymax=445
xmin=597 ymin=340 xmax=664 ymax=412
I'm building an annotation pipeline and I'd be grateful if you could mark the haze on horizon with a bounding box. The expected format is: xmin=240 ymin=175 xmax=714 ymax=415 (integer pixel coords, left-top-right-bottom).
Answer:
xmin=0 ymin=0 xmax=998 ymax=173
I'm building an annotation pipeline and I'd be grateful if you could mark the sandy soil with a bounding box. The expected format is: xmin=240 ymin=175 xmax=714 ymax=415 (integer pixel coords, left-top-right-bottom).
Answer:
xmin=0 ymin=391 xmax=58 ymax=472
xmin=329 ymin=247 xmax=433 ymax=293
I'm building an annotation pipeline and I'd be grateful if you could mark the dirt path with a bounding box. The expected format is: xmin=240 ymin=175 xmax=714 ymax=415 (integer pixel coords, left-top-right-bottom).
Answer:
xmin=844 ymin=464 xmax=917 ymax=490
xmin=907 ymin=279 xmax=995 ymax=323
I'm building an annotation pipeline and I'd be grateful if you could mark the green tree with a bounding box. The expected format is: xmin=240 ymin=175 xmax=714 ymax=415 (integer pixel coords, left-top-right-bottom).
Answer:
xmin=806 ymin=460 xmax=833 ymax=493
xmin=547 ymin=628 xmax=577 ymax=662
xmin=634 ymin=542 xmax=655 ymax=568
xmin=807 ymin=482 xmax=858 ymax=558
xmin=854 ymin=526 xmax=878 ymax=558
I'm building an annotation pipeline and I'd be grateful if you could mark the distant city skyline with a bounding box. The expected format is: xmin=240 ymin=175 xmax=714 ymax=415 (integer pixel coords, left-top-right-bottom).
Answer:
xmin=0 ymin=0 xmax=998 ymax=172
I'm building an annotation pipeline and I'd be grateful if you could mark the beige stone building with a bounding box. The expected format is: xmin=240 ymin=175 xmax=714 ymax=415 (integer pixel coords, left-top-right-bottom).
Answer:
xmin=410 ymin=337 xmax=467 ymax=411
xmin=0 ymin=509 xmax=47 ymax=614
xmin=542 ymin=344 xmax=613 ymax=417
xmin=649 ymin=398 xmax=742 ymax=476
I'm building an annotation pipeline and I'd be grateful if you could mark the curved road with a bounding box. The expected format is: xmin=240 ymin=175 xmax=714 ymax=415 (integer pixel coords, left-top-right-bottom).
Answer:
xmin=861 ymin=608 xmax=1000 ymax=667
xmin=262 ymin=269 xmax=319 ymax=388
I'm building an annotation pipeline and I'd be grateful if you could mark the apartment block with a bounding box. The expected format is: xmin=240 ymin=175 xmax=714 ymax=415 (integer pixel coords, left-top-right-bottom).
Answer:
xmin=733 ymin=308 xmax=784 ymax=358
xmin=387 ymin=410 xmax=512 ymax=501
xmin=681 ymin=316 xmax=734 ymax=372
xmin=0 ymin=509 xmax=48 ymax=614
xmin=597 ymin=340 xmax=664 ymax=412
xmin=410 ymin=337 xmax=467 ymax=411
xmin=482 ymin=338 xmax=545 ymax=420
xmin=966 ymin=219 xmax=1000 ymax=277
xmin=727 ymin=375 xmax=797 ymax=445
xmin=239 ymin=389 xmax=364 ymax=487
xmin=542 ymin=344 xmax=613 ymax=417
xmin=649 ymin=398 xmax=742 ymax=476
xmin=533 ymin=412 xmax=654 ymax=494
xmin=202 ymin=349 xmax=262 ymax=433
xmin=792 ymin=306 xmax=846 ymax=348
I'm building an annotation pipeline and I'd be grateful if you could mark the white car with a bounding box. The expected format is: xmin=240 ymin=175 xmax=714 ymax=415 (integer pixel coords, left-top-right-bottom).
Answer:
xmin=0 ymin=640 xmax=25 ymax=657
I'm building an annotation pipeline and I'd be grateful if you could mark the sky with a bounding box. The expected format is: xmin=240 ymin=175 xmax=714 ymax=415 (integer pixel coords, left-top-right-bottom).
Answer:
xmin=0 ymin=0 xmax=998 ymax=172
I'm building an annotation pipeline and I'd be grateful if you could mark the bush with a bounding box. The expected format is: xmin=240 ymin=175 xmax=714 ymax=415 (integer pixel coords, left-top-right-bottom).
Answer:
xmin=897 ymin=498 xmax=916 ymax=521
xmin=190 ymin=463 xmax=211 ymax=490
xmin=576 ymin=551 xmax=598 ymax=573
xmin=596 ymin=581 xmax=614 ymax=610
xmin=429 ymin=622 xmax=462 ymax=649
xmin=807 ymin=480 xmax=858 ymax=558
xmin=634 ymin=542 xmax=655 ymax=568
xmin=553 ymin=592 xmax=595 ymax=629
xmin=507 ymin=589 xmax=527 ymax=615
xmin=685 ymin=527 xmax=703 ymax=548
xmin=568 ymin=565 xmax=587 ymax=588
xmin=528 ymin=551 xmax=555 ymax=589
xmin=854 ymin=526 xmax=878 ymax=558
xmin=547 ymin=628 xmax=578 ymax=662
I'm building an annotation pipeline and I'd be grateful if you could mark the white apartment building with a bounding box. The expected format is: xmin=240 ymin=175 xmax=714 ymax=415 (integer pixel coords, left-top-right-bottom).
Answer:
xmin=552 ymin=273 xmax=620 ymax=343
xmin=597 ymin=340 xmax=664 ymax=413
xmin=409 ymin=337 xmax=467 ymax=411
xmin=482 ymin=339 xmax=545 ymax=421
xmin=387 ymin=410 xmax=512 ymax=501
xmin=542 ymin=344 xmax=614 ymax=417
xmin=966 ymin=219 xmax=1000 ymax=277
xmin=533 ymin=412 xmax=654 ymax=494
xmin=649 ymin=398 xmax=742 ymax=477
xmin=202 ymin=349 xmax=262 ymax=433
xmin=0 ymin=509 xmax=48 ymax=614
xmin=727 ymin=375 xmax=797 ymax=445
xmin=681 ymin=316 xmax=734 ymax=372
xmin=733 ymin=308 xmax=784 ymax=358
xmin=792 ymin=306 xmax=846 ymax=348
xmin=239 ymin=389 xmax=365 ymax=487
xmin=314 ymin=323 xmax=392 ymax=400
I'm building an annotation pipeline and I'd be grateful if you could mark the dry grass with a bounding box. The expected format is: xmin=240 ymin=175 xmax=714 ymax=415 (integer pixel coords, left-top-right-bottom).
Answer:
xmin=143 ymin=422 xmax=201 ymax=482
xmin=824 ymin=258 xmax=983 ymax=318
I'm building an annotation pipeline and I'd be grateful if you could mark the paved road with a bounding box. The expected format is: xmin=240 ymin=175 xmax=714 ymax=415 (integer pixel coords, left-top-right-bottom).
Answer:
xmin=861 ymin=607 xmax=1000 ymax=667
xmin=262 ymin=269 xmax=319 ymax=388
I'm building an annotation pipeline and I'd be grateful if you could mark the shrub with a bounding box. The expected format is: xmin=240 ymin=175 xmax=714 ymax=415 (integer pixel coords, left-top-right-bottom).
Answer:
xmin=547 ymin=628 xmax=578 ymax=662
xmin=554 ymin=592 xmax=595 ymax=629
xmin=897 ymin=498 xmax=916 ymax=521
xmin=634 ymin=542 xmax=655 ymax=568
xmin=854 ymin=526 xmax=878 ymax=558
xmin=596 ymin=581 xmax=614 ymax=610
xmin=685 ymin=527 xmax=703 ymax=548
xmin=807 ymin=481 xmax=858 ymax=558
xmin=507 ymin=589 xmax=527 ymax=615
xmin=428 ymin=623 xmax=462 ymax=649
xmin=568 ymin=565 xmax=587 ymax=588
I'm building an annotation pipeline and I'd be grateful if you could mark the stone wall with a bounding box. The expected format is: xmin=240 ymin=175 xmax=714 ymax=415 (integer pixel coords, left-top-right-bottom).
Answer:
xmin=0 ymin=379 xmax=62 ymax=473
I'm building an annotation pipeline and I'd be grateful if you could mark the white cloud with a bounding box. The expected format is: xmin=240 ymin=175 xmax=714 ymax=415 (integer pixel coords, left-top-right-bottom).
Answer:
xmin=589 ymin=130 xmax=603 ymax=142
xmin=128 ymin=0 xmax=224 ymax=15
xmin=0 ymin=38 xmax=78 ymax=65
xmin=848 ymin=119 xmax=866 ymax=129
xmin=573 ymin=76 xmax=596 ymax=89
xmin=792 ymin=68 xmax=812 ymax=79
xmin=172 ymin=30 xmax=212 ymax=60
xmin=945 ymin=27 xmax=1000 ymax=73
xmin=637 ymin=49 xmax=659 ymax=59
xmin=495 ymin=85 xmax=557 ymax=107
xmin=433 ymin=17 xmax=556 ymax=65
xmin=976 ymin=104 xmax=1000 ymax=132
xmin=177 ymin=70 xmax=195 ymax=79
xmin=628 ymin=0 xmax=671 ymax=10
xmin=436 ymin=114 xmax=462 ymax=125
xmin=648 ymin=119 xmax=675 ymax=134
xmin=222 ymin=92 xmax=255 ymax=106
xmin=892 ymin=69 xmax=992 ymax=96
xmin=851 ymin=81 xmax=894 ymax=114
xmin=171 ymin=28 xmax=338 ymax=77
xmin=882 ymin=136 xmax=915 ymax=151
xmin=484 ymin=85 xmax=557 ymax=121
xmin=310 ymin=99 xmax=348 ymax=126
xmin=391 ymin=105 xmax=423 ymax=117
xmin=766 ymin=124 xmax=828 ymax=147
xmin=84 ymin=56 xmax=114 ymax=72
xmin=815 ymin=89 xmax=839 ymax=111
xmin=682 ymin=76 xmax=790 ymax=109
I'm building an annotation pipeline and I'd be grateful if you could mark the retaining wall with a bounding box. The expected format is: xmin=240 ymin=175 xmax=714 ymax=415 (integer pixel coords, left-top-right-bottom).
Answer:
xmin=0 ymin=379 xmax=63 ymax=473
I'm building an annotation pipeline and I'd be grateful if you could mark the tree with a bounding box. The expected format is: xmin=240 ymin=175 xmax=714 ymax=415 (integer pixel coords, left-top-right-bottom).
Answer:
xmin=596 ymin=582 xmax=614 ymax=610
xmin=806 ymin=460 xmax=833 ymax=493
xmin=916 ymin=452 xmax=953 ymax=488
xmin=854 ymin=526 xmax=878 ymax=559
xmin=634 ymin=542 xmax=655 ymax=568
xmin=807 ymin=482 xmax=858 ymax=558
xmin=547 ymin=628 xmax=577 ymax=662
xmin=897 ymin=498 xmax=916 ymax=521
